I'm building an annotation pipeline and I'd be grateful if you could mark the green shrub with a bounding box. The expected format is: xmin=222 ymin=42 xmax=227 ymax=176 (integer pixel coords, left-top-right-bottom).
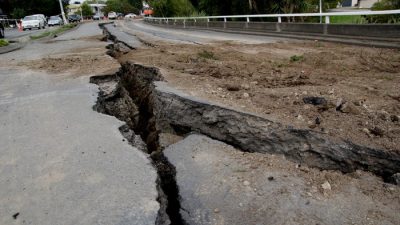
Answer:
xmin=290 ymin=55 xmax=304 ymax=62
xmin=330 ymin=15 xmax=368 ymax=24
xmin=0 ymin=39 xmax=9 ymax=47
xmin=198 ymin=50 xmax=218 ymax=60
xmin=367 ymin=0 xmax=400 ymax=23
xmin=30 ymin=24 xmax=77 ymax=40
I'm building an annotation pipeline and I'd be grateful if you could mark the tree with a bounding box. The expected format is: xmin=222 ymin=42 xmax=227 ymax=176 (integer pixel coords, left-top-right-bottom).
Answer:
xmin=368 ymin=0 xmax=400 ymax=23
xmin=81 ymin=2 xmax=93 ymax=17
xmin=11 ymin=8 xmax=25 ymax=19
xmin=150 ymin=0 xmax=196 ymax=17
xmin=128 ymin=0 xmax=143 ymax=12
xmin=104 ymin=0 xmax=137 ymax=14
xmin=2 ymin=0 xmax=69 ymax=18
xmin=151 ymin=0 xmax=343 ymax=18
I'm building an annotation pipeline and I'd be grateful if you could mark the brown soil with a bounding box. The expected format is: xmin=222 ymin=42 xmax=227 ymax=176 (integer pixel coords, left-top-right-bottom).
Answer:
xmin=19 ymin=49 xmax=118 ymax=77
xmin=17 ymin=34 xmax=119 ymax=77
xmin=118 ymin=40 xmax=400 ymax=152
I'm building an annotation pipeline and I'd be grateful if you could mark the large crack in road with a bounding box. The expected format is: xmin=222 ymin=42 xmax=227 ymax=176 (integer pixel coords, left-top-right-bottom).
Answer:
xmin=88 ymin=23 xmax=400 ymax=225
xmin=90 ymin=68 xmax=185 ymax=225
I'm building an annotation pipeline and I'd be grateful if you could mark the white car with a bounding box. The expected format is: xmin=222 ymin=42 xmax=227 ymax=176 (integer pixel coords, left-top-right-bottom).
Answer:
xmin=124 ymin=13 xmax=137 ymax=19
xmin=22 ymin=15 xmax=45 ymax=30
xmin=108 ymin=11 xmax=117 ymax=20
xmin=32 ymin=14 xmax=47 ymax=26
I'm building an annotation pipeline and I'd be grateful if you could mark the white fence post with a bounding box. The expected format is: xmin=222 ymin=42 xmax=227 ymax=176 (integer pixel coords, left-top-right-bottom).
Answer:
xmin=325 ymin=16 xmax=330 ymax=24
xmin=224 ymin=17 xmax=227 ymax=29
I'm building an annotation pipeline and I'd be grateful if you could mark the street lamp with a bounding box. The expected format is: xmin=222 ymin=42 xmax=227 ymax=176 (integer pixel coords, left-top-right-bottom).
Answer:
xmin=58 ymin=0 xmax=68 ymax=24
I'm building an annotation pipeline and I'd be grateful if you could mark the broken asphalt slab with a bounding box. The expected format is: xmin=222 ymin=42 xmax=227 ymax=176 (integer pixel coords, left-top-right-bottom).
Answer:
xmin=0 ymin=22 xmax=159 ymax=225
xmin=164 ymin=134 xmax=400 ymax=225
xmin=103 ymin=23 xmax=143 ymax=49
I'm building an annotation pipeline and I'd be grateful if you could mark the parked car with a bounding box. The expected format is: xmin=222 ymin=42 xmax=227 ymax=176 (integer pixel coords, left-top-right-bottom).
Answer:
xmin=93 ymin=13 xmax=102 ymax=20
xmin=117 ymin=13 xmax=124 ymax=19
xmin=108 ymin=11 xmax=117 ymax=20
xmin=32 ymin=14 xmax=47 ymax=26
xmin=124 ymin=13 xmax=137 ymax=19
xmin=0 ymin=20 xmax=4 ymax=38
xmin=48 ymin=16 xmax=63 ymax=26
xmin=21 ymin=15 xmax=45 ymax=30
xmin=68 ymin=14 xmax=81 ymax=23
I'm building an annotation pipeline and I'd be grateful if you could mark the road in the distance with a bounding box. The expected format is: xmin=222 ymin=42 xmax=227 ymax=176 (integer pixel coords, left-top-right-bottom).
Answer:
xmin=5 ymin=26 xmax=56 ymax=40
xmin=121 ymin=19 xmax=294 ymax=44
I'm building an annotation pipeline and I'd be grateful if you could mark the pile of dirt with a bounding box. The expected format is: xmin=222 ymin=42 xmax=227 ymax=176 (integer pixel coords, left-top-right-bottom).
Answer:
xmin=19 ymin=52 xmax=117 ymax=76
xmin=118 ymin=40 xmax=400 ymax=152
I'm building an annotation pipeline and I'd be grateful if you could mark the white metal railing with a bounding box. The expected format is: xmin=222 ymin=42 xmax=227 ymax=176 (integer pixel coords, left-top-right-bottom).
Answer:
xmin=145 ymin=9 xmax=400 ymax=24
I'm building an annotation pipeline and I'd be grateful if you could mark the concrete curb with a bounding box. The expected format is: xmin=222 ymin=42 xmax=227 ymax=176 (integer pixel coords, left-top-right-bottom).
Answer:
xmin=32 ymin=23 xmax=82 ymax=42
xmin=0 ymin=42 xmax=25 ymax=54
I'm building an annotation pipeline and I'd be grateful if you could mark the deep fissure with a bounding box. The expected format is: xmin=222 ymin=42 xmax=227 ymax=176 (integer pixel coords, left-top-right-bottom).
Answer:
xmin=90 ymin=72 xmax=186 ymax=225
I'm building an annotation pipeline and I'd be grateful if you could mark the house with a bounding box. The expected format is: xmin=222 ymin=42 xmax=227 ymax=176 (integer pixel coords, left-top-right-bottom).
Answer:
xmin=67 ymin=0 xmax=106 ymax=17
xmin=341 ymin=0 xmax=380 ymax=8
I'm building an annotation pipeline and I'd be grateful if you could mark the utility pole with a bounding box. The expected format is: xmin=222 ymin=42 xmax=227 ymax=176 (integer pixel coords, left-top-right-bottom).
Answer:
xmin=59 ymin=0 xmax=68 ymax=24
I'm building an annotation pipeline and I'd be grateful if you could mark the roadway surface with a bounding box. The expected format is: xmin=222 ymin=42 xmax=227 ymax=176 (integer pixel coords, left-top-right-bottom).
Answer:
xmin=120 ymin=19 xmax=292 ymax=44
xmin=0 ymin=22 xmax=159 ymax=225
xmin=5 ymin=26 xmax=57 ymax=40
xmin=122 ymin=19 xmax=400 ymax=48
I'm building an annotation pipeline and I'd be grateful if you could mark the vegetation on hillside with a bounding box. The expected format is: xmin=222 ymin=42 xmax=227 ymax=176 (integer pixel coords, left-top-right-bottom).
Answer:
xmin=77 ymin=2 xmax=94 ymax=18
xmin=103 ymin=0 xmax=143 ymax=14
xmin=149 ymin=0 xmax=342 ymax=17
xmin=368 ymin=0 xmax=400 ymax=23
xmin=1 ymin=0 xmax=69 ymax=18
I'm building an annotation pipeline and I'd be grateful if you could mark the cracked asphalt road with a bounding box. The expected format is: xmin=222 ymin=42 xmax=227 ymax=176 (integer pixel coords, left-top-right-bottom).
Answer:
xmin=0 ymin=22 xmax=159 ymax=225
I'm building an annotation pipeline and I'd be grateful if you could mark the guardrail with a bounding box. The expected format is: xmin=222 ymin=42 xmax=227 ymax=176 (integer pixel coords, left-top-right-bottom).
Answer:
xmin=144 ymin=10 xmax=400 ymax=39
xmin=145 ymin=9 xmax=400 ymax=24
xmin=0 ymin=19 xmax=19 ymax=28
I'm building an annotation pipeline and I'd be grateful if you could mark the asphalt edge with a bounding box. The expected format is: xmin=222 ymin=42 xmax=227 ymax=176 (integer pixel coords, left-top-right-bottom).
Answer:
xmin=0 ymin=22 xmax=82 ymax=54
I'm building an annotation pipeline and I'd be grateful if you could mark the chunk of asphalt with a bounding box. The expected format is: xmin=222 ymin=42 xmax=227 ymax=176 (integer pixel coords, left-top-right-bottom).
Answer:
xmin=303 ymin=96 xmax=327 ymax=106
xmin=164 ymin=134 xmax=400 ymax=225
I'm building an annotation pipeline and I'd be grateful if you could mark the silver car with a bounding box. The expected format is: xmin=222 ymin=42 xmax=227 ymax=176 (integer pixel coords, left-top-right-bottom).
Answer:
xmin=48 ymin=16 xmax=63 ymax=26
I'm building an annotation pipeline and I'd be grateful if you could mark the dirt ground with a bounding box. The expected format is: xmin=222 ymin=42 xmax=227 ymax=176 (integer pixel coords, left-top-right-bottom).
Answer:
xmin=16 ymin=35 xmax=119 ymax=78
xmin=118 ymin=40 xmax=400 ymax=152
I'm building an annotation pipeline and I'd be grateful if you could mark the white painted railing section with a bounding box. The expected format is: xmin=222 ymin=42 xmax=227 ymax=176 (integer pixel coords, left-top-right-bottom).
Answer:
xmin=145 ymin=9 xmax=400 ymax=24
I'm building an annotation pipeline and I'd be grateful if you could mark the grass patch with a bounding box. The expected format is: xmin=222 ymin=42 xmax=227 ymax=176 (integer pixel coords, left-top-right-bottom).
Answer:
xmin=0 ymin=39 xmax=9 ymax=47
xmin=330 ymin=15 xmax=367 ymax=24
xmin=198 ymin=50 xmax=218 ymax=60
xmin=290 ymin=55 xmax=304 ymax=62
xmin=30 ymin=24 xmax=77 ymax=40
